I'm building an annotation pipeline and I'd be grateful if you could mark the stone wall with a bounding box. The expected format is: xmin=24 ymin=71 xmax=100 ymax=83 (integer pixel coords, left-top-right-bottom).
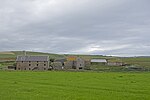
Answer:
xmin=75 ymin=58 xmax=85 ymax=70
xmin=16 ymin=61 xmax=49 ymax=70
xmin=64 ymin=58 xmax=85 ymax=70
xmin=64 ymin=61 xmax=73 ymax=69
xmin=84 ymin=61 xmax=91 ymax=69
xmin=51 ymin=62 xmax=63 ymax=70
xmin=107 ymin=62 xmax=124 ymax=66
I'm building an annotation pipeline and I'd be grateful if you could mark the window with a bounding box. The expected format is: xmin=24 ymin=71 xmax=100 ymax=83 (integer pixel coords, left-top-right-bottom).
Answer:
xmin=44 ymin=68 xmax=46 ymax=70
xmin=22 ymin=61 xmax=23 ymax=63
xmin=29 ymin=68 xmax=31 ymax=70
xmin=37 ymin=61 xmax=39 ymax=63
xmin=37 ymin=64 xmax=39 ymax=66
xmin=44 ymin=64 xmax=46 ymax=66
xmin=29 ymin=64 xmax=31 ymax=66
xmin=25 ymin=68 xmax=26 ymax=70
xmin=29 ymin=61 xmax=31 ymax=63
xmin=79 ymin=67 xmax=83 ymax=69
xmin=18 ymin=68 xmax=20 ymax=70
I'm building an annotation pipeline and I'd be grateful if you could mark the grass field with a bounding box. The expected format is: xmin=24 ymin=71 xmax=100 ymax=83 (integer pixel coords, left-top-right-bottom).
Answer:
xmin=122 ymin=57 xmax=150 ymax=68
xmin=0 ymin=71 xmax=149 ymax=100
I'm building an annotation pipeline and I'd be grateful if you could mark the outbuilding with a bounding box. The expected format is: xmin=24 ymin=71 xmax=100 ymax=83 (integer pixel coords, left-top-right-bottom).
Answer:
xmin=91 ymin=59 xmax=107 ymax=65
xmin=64 ymin=56 xmax=85 ymax=70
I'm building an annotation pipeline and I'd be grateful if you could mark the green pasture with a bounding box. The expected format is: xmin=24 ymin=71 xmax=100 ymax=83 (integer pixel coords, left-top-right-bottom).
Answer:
xmin=122 ymin=57 xmax=150 ymax=68
xmin=0 ymin=71 xmax=149 ymax=100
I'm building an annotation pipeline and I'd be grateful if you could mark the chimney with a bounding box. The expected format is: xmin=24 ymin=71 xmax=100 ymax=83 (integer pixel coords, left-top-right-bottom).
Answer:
xmin=23 ymin=50 xmax=26 ymax=56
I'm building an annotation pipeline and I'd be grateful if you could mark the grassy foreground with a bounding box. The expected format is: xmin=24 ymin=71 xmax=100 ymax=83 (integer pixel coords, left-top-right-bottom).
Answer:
xmin=0 ymin=71 xmax=149 ymax=100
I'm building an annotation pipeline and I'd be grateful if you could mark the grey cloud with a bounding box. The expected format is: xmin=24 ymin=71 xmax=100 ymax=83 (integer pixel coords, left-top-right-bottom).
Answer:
xmin=0 ymin=0 xmax=150 ymax=56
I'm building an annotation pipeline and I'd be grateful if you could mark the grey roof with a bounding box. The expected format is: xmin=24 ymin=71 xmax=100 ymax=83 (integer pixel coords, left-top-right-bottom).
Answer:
xmin=16 ymin=56 xmax=49 ymax=62
xmin=91 ymin=59 xmax=107 ymax=63
xmin=55 ymin=58 xmax=66 ymax=63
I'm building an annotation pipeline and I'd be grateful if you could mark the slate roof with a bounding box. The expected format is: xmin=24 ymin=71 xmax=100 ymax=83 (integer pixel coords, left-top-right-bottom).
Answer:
xmin=91 ymin=59 xmax=107 ymax=63
xmin=16 ymin=56 xmax=49 ymax=62
xmin=55 ymin=58 xmax=67 ymax=63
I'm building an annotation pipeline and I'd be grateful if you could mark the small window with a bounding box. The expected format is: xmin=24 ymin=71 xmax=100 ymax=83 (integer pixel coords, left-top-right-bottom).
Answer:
xmin=22 ymin=61 xmax=23 ymax=63
xmin=37 ymin=61 xmax=39 ymax=63
xmin=18 ymin=68 xmax=20 ymax=70
xmin=44 ymin=64 xmax=46 ymax=66
xmin=37 ymin=64 xmax=39 ymax=66
xmin=80 ymin=64 xmax=82 ymax=66
xmin=79 ymin=67 xmax=83 ymax=69
xmin=29 ymin=61 xmax=31 ymax=63
xmin=29 ymin=68 xmax=31 ymax=70
xmin=44 ymin=68 xmax=46 ymax=70
xmin=29 ymin=64 xmax=31 ymax=66
xmin=25 ymin=68 xmax=26 ymax=70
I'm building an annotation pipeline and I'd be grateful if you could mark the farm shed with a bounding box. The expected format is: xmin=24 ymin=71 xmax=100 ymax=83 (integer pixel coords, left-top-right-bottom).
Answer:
xmin=16 ymin=56 xmax=49 ymax=71
xmin=91 ymin=59 xmax=107 ymax=65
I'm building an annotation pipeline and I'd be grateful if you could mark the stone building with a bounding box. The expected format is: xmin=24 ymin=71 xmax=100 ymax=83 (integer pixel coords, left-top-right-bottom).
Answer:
xmin=16 ymin=56 xmax=49 ymax=70
xmin=84 ymin=59 xmax=91 ymax=69
xmin=75 ymin=57 xmax=85 ymax=69
xmin=51 ymin=58 xmax=67 ymax=70
xmin=51 ymin=62 xmax=63 ymax=70
xmin=54 ymin=58 xmax=66 ymax=66
xmin=64 ymin=56 xmax=85 ymax=70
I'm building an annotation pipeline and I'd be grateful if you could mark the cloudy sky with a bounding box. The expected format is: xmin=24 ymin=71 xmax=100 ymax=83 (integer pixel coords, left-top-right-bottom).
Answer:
xmin=0 ymin=0 xmax=150 ymax=56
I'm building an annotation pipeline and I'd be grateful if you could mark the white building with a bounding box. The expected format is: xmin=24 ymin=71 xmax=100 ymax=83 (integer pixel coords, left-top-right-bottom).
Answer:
xmin=91 ymin=59 xmax=107 ymax=63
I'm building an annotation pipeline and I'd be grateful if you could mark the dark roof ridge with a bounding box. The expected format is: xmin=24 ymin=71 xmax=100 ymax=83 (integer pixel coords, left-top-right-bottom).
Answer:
xmin=16 ymin=55 xmax=49 ymax=61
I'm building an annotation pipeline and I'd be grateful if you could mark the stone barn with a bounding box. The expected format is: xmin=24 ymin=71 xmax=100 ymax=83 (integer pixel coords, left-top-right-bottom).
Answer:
xmin=51 ymin=58 xmax=67 ymax=70
xmin=84 ymin=59 xmax=91 ymax=70
xmin=75 ymin=57 xmax=85 ymax=69
xmin=64 ymin=56 xmax=85 ymax=70
xmin=16 ymin=56 xmax=49 ymax=71
xmin=51 ymin=62 xmax=63 ymax=70
xmin=54 ymin=58 xmax=66 ymax=66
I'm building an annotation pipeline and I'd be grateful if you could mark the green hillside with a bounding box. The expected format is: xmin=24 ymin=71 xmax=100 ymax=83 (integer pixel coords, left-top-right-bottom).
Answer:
xmin=122 ymin=57 xmax=150 ymax=68
xmin=12 ymin=51 xmax=65 ymax=59
xmin=0 ymin=51 xmax=116 ymax=61
xmin=0 ymin=51 xmax=65 ymax=60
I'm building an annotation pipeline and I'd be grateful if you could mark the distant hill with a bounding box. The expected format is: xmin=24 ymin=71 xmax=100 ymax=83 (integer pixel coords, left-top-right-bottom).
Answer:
xmin=0 ymin=51 xmax=119 ymax=62
xmin=0 ymin=51 xmax=65 ymax=61
xmin=1 ymin=51 xmax=150 ymax=69
xmin=0 ymin=51 xmax=114 ymax=60
xmin=12 ymin=51 xmax=65 ymax=58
